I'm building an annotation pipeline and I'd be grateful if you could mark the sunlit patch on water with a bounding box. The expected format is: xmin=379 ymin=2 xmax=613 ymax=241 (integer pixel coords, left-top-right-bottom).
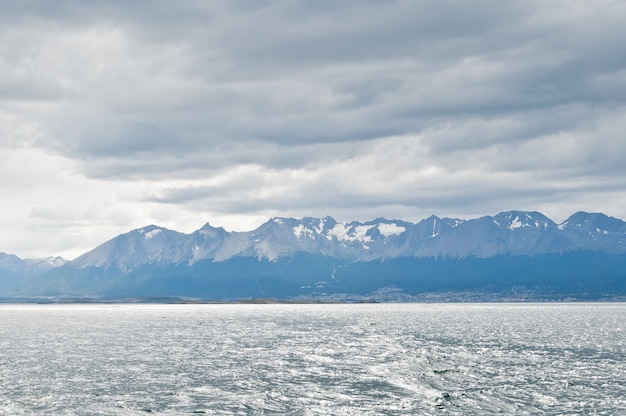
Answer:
xmin=0 ymin=303 xmax=624 ymax=414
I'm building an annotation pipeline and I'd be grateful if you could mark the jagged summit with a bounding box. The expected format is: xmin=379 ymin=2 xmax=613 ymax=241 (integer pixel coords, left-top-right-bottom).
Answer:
xmin=493 ymin=211 xmax=556 ymax=230
xmin=560 ymin=211 xmax=625 ymax=232
xmin=198 ymin=222 xmax=227 ymax=232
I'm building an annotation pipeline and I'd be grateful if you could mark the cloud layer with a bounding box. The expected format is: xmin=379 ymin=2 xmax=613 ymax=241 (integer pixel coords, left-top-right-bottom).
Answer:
xmin=2 ymin=0 xmax=626 ymax=258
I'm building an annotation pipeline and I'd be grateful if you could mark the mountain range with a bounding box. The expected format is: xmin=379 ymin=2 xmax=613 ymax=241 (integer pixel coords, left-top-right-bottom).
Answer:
xmin=2 ymin=210 xmax=626 ymax=301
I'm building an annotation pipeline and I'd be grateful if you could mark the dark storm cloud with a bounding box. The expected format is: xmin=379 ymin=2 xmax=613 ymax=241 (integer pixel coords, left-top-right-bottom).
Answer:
xmin=0 ymin=5 xmax=556 ymax=140
xmin=4 ymin=1 xmax=623 ymax=159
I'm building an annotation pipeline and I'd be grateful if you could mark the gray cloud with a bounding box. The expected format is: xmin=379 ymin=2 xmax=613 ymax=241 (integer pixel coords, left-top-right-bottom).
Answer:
xmin=1 ymin=0 xmax=626 ymax=258
xmin=6 ymin=1 xmax=623 ymax=155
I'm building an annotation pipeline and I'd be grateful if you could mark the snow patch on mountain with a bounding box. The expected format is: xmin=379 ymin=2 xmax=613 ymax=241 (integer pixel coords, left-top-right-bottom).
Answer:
xmin=431 ymin=218 xmax=439 ymax=237
xmin=328 ymin=224 xmax=367 ymax=242
xmin=25 ymin=257 xmax=68 ymax=269
xmin=450 ymin=219 xmax=464 ymax=228
xmin=327 ymin=222 xmax=406 ymax=243
xmin=293 ymin=224 xmax=310 ymax=239
xmin=144 ymin=229 xmax=162 ymax=239
xmin=292 ymin=220 xmax=326 ymax=240
xmin=508 ymin=216 xmax=523 ymax=230
xmin=377 ymin=223 xmax=406 ymax=237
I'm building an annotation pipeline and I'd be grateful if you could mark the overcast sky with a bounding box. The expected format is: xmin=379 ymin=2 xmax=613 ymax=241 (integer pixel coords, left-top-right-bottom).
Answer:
xmin=2 ymin=0 xmax=626 ymax=259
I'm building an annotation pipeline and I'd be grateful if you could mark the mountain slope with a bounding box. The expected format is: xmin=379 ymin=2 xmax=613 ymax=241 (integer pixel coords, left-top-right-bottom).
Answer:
xmin=71 ymin=225 xmax=190 ymax=272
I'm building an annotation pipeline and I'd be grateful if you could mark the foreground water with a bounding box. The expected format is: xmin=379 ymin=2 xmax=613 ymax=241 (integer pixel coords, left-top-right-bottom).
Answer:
xmin=0 ymin=303 xmax=624 ymax=415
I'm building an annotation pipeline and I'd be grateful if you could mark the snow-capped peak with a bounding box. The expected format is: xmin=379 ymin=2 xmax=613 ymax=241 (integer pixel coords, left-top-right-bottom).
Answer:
xmin=292 ymin=217 xmax=329 ymax=239
xmin=138 ymin=225 xmax=165 ymax=237
xmin=494 ymin=211 xmax=554 ymax=231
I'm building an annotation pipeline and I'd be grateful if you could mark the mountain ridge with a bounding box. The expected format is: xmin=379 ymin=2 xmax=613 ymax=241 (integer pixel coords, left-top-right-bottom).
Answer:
xmin=2 ymin=210 xmax=626 ymax=301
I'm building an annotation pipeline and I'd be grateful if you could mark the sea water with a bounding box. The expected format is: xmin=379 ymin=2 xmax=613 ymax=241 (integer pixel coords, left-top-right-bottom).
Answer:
xmin=0 ymin=303 xmax=623 ymax=415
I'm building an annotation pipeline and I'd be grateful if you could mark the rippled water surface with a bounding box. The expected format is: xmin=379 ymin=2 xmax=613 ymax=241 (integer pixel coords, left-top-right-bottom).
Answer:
xmin=0 ymin=303 xmax=624 ymax=415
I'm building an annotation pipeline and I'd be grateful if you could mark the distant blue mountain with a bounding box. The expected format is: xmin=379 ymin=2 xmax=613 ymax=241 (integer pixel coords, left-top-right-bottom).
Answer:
xmin=0 ymin=253 xmax=66 ymax=294
xmin=3 ymin=211 xmax=626 ymax=301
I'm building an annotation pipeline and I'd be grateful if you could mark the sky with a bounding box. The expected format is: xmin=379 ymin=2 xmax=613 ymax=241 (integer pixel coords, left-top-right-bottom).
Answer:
xmin=2 ymin=0 xmax=626 ymax=260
